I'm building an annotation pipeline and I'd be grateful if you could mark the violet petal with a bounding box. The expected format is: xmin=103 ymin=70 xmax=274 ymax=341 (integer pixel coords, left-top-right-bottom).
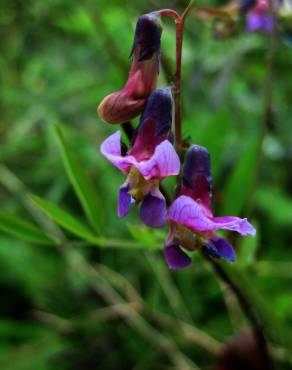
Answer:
xmin=118 ymin=183 xmax=132 ymax=218
xmin=164 ymin=243 xmax=192 ymax=270
xmin=140 ymin=192 xmax=166 ymax=228
xmin=204 ymin=237 xmax=236 ymax=262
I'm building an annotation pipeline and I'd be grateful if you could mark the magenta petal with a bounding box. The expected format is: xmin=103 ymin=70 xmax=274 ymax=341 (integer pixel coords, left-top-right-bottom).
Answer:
xmin=136 ymin=140 xmax=180 ymax=180
xmin=101 ymin=132 xmax=179 ymax=181
xmin=100 ymin=131 xmax=137 ymax=174
xmin=204 ymin=238 xmax=236 ymax=262
xmin=140 ymin=192 xmax=166 ymax=228
xmin=118 ymin=183 xmax=131 ymax=218
xmin=164 ymin=243 xmax=192 ymax=269
xmin=168 ymin=195 xmax=256 ymax=236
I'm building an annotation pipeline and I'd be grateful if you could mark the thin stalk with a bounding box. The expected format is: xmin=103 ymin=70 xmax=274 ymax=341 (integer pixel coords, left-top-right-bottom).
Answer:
xmin=173 ymin=0 xmax=195 ymax=153
xmin=245 ymin=2 xmax=277 ymax=216
xmin=204 ymin=253 xmax=274 ymax=370
xmin=174 ymin=19 xmax=184 ymax=153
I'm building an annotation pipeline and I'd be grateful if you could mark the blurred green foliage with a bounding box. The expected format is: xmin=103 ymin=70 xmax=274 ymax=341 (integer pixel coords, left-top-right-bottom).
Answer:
xmin=1 ymin=0 xmax=292 ymax=369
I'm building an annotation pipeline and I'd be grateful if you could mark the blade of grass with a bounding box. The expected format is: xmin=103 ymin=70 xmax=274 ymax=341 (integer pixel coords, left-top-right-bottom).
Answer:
xmin=0 ymin=211 xmax=54 ymax=245
xmin=54 ymin=125 xmax=102 ymax=234
xmin=31 ymin=195 xmax=98 ymax=243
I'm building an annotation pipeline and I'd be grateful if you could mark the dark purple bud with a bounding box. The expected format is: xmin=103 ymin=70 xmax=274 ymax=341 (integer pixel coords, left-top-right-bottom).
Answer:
xmin=130 ymin=12 xmax=162 ymax=62
xmin=240 ymin=0 xmax=257 ymax=14
xmin=204 ymin=237 xmax=236 ymax=262
xmin=182 ymin=145 xmax=212 ymax=209
xmin=183 ymin=145 xmax=212 ymax=190
xmin=129 ymin=88 xmax=173 ymax=160
xmin=139 ymin=88 xmax=172 ymax=138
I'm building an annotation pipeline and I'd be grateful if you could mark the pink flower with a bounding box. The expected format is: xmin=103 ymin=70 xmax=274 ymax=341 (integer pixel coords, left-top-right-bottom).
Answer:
xmin=100 ymin=88 xmax=180 ymax=227
xmin=98 ymin=13 xmax=162 ymax=124
xmin=164 ymin=145 xmax=256 ymax=269
xmin=246 ymin=0 xmax=275 ymax=32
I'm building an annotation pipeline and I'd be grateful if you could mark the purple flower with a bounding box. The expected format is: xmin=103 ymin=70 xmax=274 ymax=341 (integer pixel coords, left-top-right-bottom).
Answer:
xmin=164 ymin=145 xmax=256 ymax=269
xmin=246 ymin=0 xmax=275 ymax=32
xmin=100 ymin=88 xmax=180 ymax=227
xmin=98 ymin=12 xmax=162 ymax=124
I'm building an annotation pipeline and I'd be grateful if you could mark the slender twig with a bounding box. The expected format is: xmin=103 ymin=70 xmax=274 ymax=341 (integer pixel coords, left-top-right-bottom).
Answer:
xmin=160 ymin=2 xmax=195 ymax=154
xmin=95 ymin=263 xmax=223 ymax=356
xmin=204 ymin=253 xmax=274 ymax=370
xmin=245 ymin=3 xmax=277 ymax=216
xmin=67 ymin=250 xmax=200 ymax=370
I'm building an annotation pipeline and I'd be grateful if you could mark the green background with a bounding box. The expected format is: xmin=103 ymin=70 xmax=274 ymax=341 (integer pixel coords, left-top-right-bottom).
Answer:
xmin=1 ymin=0 xmax=292 ymax=368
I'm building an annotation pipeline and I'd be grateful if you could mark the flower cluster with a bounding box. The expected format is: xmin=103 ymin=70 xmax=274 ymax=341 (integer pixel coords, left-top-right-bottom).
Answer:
xmin=240 ymin=0 xmax=275 ymax=33
xmin=98 ymin=12 xmax=255 ymax=269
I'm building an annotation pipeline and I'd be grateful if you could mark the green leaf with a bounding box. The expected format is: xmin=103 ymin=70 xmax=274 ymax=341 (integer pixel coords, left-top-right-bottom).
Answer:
xmin=31 ymin=195 xmax=97 ymax=243
xmin=127 ymin=223 xmax=164 ymax=249
xmin=256 ymin=186 xmax=292 ymax=226
xmin=196 ymin=110 xmax=232 ymax=179
xmin=0 ymin=211 xmax=54 ymax=245
xmin=54 ymin=125 xmax=102 ymax=234
xmin=223 ymin=138 xmax=258 ymax=215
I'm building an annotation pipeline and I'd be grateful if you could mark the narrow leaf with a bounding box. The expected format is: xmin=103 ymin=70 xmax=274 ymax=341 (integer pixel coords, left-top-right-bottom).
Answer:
xmin=31 ymin=195 xmax=97 ymax=243
xmin=223 ymin=138 xmax=258 ymax=215
xmin=54 ymin=126 xmax=102 ymax=234
xmin=0 ymin=211 xmax=54 ymax=245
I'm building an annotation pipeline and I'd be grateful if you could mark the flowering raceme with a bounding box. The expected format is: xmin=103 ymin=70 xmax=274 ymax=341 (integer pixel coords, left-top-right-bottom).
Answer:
xmin=98 ymin=12 xmax=162 ymax=124
xmin=100 ymin=88 xmax=180 ymax=228
xmin=245 ymin=0 xmax=275 ymax=32
xmin=164 ymin=145 xmax=256 ymax=269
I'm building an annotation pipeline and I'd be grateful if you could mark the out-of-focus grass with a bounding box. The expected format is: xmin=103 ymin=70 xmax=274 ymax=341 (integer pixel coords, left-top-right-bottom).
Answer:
xmin=1 ymin=0 xmax=292 ymax=369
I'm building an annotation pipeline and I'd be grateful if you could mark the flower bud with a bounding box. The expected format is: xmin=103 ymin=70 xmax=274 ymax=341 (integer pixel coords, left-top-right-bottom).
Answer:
xmin=97 ymin=13 xmax=162 ymax=124
xmin=129 ymin=88 xmax=173 ymax=160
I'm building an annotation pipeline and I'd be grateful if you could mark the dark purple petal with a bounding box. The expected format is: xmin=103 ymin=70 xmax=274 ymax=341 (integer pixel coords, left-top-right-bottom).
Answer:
xmin=140 ymin=192 xmax=166 ymax=228
xmin=168 ymin=195 xmax=256 ymax=236
xmin=240 ymin=0 xmax=257 ymax=14
xmin=136 ymin=140 xmax=180 ymax=180
xmin=130 ymin=13 xmax=162 ymax=62
xmin=164 ymin=243 xmax=192 ymax=269
xmin=182 ymin=145 xmax=212 ymax=210
xmin=118 ymin=183 xmax=132 ymax=218
xmin=129 ymin=88 xmax=173 ymax=160
xmin=262 ymin=15 xmax=274 ymax=32
xmin=204 ymin=237 xmax=236 ymax=262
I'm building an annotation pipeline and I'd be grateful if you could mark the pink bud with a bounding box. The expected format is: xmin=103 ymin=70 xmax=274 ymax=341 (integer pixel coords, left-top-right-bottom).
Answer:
xmin=97 ymin=13 xmax=162 ymax=124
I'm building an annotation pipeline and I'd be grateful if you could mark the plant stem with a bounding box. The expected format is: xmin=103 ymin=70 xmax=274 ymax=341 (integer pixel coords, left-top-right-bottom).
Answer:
xmin=160 ymin=2 xmax=195 ymax=154
xmin=174 ymin=19 xmax=184 ymax=153
xmin=204 ymin=253 xmax=274 ymax=369
xmin=245 ymin=2 xmax=277 ymax=216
